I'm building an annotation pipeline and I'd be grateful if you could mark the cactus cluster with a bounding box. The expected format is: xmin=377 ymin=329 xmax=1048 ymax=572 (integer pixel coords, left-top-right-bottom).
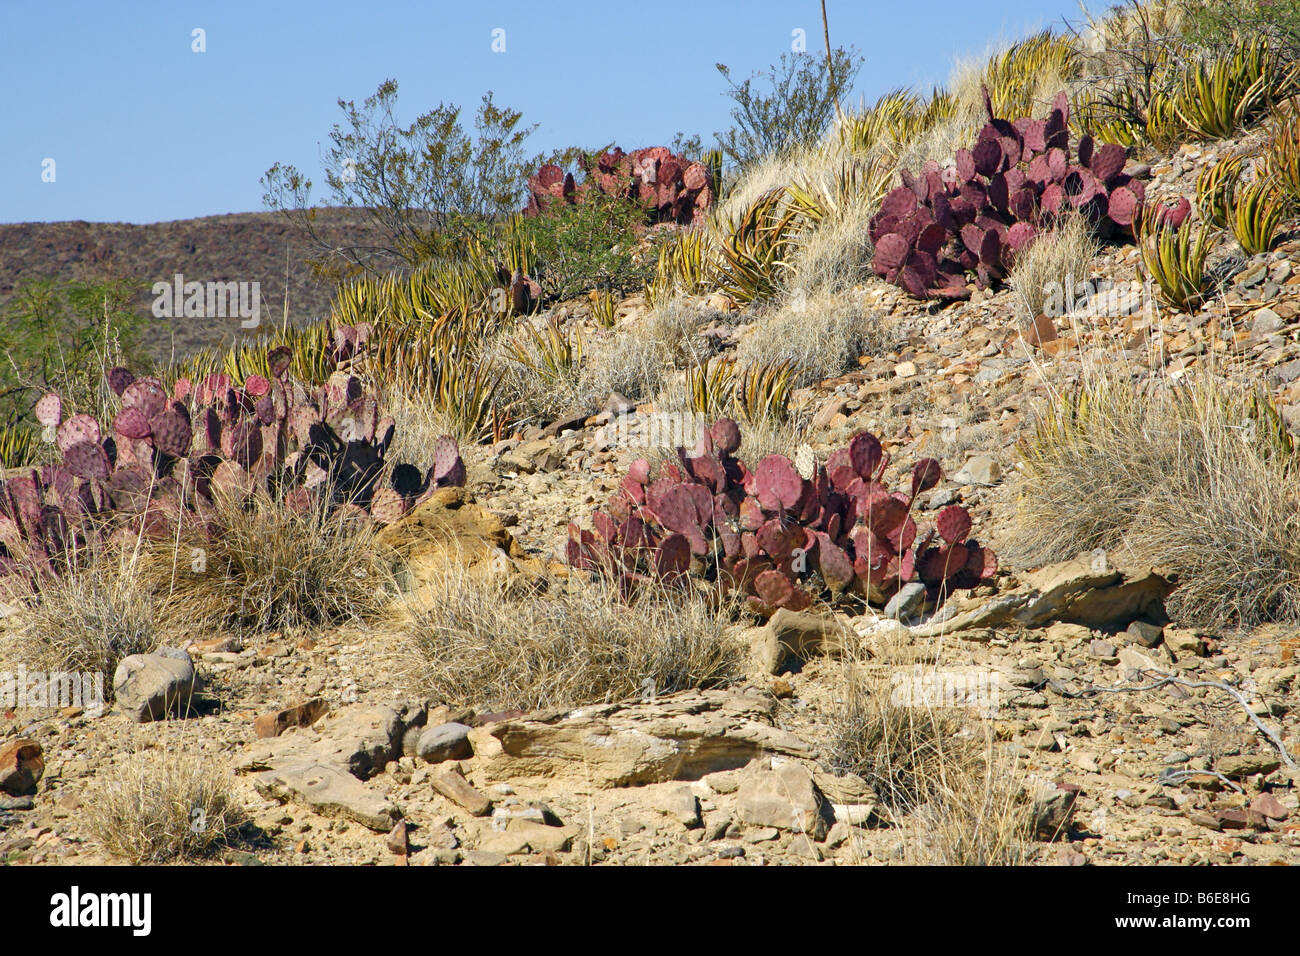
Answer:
xmin=870 ymin=89 xmax=1150 ymax=299
xmin=525 ymin=146 xmax=715 ymax=226
xmin=567 ymin=419 xmax=996 ymax=615
xmin=2 ymin=349 xmax=465 ymax=579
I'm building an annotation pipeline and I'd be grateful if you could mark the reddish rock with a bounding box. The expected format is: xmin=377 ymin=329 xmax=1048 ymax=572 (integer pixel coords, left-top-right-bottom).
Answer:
xmin=254 ymin=698 xmax=328 ymax=738
xmin=0 ymin=739 xmax=44 ymax=796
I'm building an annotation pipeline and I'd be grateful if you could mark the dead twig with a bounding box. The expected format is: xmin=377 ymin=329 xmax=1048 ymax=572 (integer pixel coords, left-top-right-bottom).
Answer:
xmin=1080 ymin=670 xmax=1296 ymax=770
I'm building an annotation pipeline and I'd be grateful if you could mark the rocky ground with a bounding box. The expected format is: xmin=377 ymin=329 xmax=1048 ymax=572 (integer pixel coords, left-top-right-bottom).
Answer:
xmin=2 ymin=137 xmax=1299 ymax=866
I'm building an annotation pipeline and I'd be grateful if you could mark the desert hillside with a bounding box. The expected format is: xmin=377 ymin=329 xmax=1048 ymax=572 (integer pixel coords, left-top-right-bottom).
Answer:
xmin=0 ymin=209 xmax=387 ymax=363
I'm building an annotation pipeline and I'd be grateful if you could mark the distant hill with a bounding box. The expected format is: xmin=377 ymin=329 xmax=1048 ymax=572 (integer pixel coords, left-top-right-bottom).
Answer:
xmin=0 ymin=209 xmax=390 ymax=364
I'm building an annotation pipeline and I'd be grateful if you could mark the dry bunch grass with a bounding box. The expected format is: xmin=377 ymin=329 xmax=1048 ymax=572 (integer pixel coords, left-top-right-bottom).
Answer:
xmin=1007 ymin=211 xmax=1102 ymax=320
xmin=137 ymin=489 xmax=391 ymax=636
xmin=734 ymin=291 xmax=884 ymax=389
xmin=396 ymin=565 xmax=743 ymax=713
xmin=1015 ymin=373 xmax=1300 ymax=628
xmin=5 ymin=553 xmax=161 ymax=691
xmin=85 ymin=731 xmax=244 ymax=864
xmin=824 ymin=647 xmax=1031 ymax=865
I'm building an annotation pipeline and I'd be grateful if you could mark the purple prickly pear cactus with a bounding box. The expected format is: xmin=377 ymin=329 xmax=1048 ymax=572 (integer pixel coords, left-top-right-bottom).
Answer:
xmin=432 ymin=436 xmax=466 ymax=487
xmin=870 ymin=90 xmax=1160 ymax=299
xmin=566 ymin=420 xmax=999 ymax=616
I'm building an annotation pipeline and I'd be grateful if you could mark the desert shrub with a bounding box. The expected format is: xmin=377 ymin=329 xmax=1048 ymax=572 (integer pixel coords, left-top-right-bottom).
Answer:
xmin=512 ymin=186 xmax=657 ymax=300
xmin=86 ymin=737 xmax=244 ymax=863
xmin=714 ymin=48 xmax=864 ymax=170
xmin=398 ymin=567 xmax=742 ymax=712
xmin=0 ymin=277 xmax=146 ymax=432
xmin=1180 ymin=0 xmax=1300 ymax=56
xmin=263 ymin=79 xmax=538 ymax=273
xmin=1015 ymin=375 xmax=1300 ymax=628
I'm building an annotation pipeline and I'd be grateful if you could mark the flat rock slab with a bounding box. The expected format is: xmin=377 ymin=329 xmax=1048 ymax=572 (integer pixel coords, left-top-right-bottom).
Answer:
xmin=253 ymin=760 xmax=400 ymax=832
xmin=468 ymin=688 xmax=812 ymax=787
xmin=238 ymin=703 xmax=407 ymax=832
xmin=897 ymin=551 xmax=1174 ymax=638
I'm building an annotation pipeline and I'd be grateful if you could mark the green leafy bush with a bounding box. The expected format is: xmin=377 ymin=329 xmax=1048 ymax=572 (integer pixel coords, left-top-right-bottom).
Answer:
xmin=714 ymin=48 xmax=863 ymax=170
xmin=510 ymin=186 xmax=656 ymax=300
xmin=0 ymin=277 xmax=146 ymax=433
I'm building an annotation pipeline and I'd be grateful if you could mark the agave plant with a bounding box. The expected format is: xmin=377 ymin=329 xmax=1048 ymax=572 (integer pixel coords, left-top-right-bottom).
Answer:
xmin=685 ymin=358 xmax=737 ymax=419
xmin=1265 ymin=112 xmax=1300 ymax=205
xmin=646 ymin=230 xmax=711 ymax=307
xmin=506 ymin=315 xmax=583 ymax=391
xmin=1138 ymin=209 xmax=1212 ymax=312
xmin=1195 ymin=154 xmax=1244 ymax=229
xmin=1170 ymin=37 xmax=1296 ymax=141
xmin=0 ymin=425 xmax=37 ymax=469
xmin=590 ymin=289 xmax=618 ymax=329
xmin=1227 ymin=177 xmax=1287 ymax=255
xmin=710 ymin=188 xmax=801 ymax=305
xmin=735 ymin=360 xmax=794 ymax=424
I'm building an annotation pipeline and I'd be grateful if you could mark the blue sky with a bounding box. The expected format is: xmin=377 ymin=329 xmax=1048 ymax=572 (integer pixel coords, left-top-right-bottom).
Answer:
xmin=0 ymin=0 xmax=1095 ymax=224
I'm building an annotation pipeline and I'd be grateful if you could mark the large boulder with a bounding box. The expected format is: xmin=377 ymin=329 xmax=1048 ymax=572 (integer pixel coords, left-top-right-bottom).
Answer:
xmin=374 ymin=487 xmax=543 ymax=590
xmin=113 ymin=648 xmax=203 ymax=722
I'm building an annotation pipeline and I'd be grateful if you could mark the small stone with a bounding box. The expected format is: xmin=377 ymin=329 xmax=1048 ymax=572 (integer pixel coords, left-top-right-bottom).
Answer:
xmin=1251 ymin=307 xmax=1283 ymax=338
xmin=430 ymin=770 xmax=492 ymax=815
xmin=1165 ymin=628 xmax=1206 ymax=657
xmin=736 ymin=761 xmax=832 ymax=840
xmin=1217 ymin=754 xmax=1282 ymax=778
xmin=1030 ymin=784 xmax=1078 ymax=841
xmin=952 ymin=454 xmax=1000 ymax=486
xmin=386 ymin=820 xmax=409 ymax=856
xmin=883 ymin=582 xmax=927 ymax=621
xmin=253 ymin=698 xmax=327 ymax=738
xmin=894 ymin=361 xmax=917 ymax=378
xmin=1250 ymin=793 xmax=1289 ymax=820
xmin=1125 ymin=620 xmax=1164 ymax=648
xmin=652 ymin=784 xmax=701 ymax=828
xmin=1237 ymin=261 xmax=1268 ymax=287
xmin=1089 ymin=639 xmax=1118 ymax=658
xmin=465 ymin=849 xmax=508 ymax=866
xmin=416 ymin=722 xmax=473 ymax=763
xmin=702 ymin=770 xmax=743 ymax=795
xmin=788 ymin=834 xmax=823 ymax=860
